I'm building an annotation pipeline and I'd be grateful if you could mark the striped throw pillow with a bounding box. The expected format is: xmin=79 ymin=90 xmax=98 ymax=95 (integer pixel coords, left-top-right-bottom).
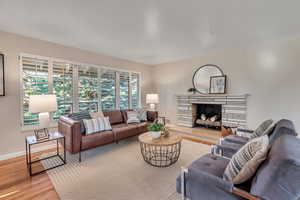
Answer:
xmin=68 ymin=112 xmax=92 ymax=134
xmin=83 ymin=117 xmax=112 ymax=135
xmin=223 ymin=135 xmax=269 ymax=184
xmin=134 ymin=108 xmax=147 ymax=121
xmin=126 ymin=111 xmax=140 ymax=124
xmin=250 ymin=119 xmax=273 ymax=139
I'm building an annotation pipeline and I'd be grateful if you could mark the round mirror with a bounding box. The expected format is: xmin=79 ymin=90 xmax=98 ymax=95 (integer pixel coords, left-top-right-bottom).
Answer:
xmin=192 ymin=64 xmax=224 ymax=94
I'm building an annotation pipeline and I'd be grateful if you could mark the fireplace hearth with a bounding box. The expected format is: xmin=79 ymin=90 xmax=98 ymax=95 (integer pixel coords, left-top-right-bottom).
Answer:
xmin=192 ymin=103 xmax=222 ymax=129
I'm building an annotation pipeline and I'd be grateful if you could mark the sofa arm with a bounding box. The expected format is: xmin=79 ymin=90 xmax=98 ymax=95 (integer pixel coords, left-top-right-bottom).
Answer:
xmin=58 ymin=116 xmax=82 ymax=154
xmin=147 ymin=111 xmax=158 ymax=122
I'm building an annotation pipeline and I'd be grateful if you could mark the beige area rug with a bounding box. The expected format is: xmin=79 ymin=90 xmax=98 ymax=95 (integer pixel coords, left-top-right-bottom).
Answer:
xmin=42 ymin=137 xmax=211 ymax=200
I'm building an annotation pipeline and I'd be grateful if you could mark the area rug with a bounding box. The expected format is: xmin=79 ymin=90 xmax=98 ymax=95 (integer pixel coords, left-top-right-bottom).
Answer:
xmin=42 ymin=137 xmax=211 ymax=200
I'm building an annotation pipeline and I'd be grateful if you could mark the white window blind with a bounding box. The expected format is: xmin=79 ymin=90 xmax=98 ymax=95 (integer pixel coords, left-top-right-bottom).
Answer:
xmin=78 ymin=66 xmax=98 ymax=112
xmin=22 ymin=56 xmax=49 ymax=126
xmin=100 ymin=70 xmax=116 ymax=111
xmin=119 ymin=72 xmax=130 ymax=110
xmin=20 ymin=54 xmax=141 ymax=128
xmin=52 ymin=61 xmax=74 ymax=120
xmin=131 ymin=73 xmax=140 ymax=109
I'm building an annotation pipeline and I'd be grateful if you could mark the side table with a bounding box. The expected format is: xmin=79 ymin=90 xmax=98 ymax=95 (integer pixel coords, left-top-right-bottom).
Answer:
xmin=25 ymin=132 xmax=66 ymax=176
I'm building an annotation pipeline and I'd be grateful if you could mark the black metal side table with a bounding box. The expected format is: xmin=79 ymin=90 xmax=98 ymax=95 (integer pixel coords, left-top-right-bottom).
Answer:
xmin=25 ymin=132 xmax=66 ymax=176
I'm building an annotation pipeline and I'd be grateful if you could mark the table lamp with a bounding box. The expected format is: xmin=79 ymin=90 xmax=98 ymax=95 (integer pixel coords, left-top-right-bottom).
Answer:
xmin=29 ymin=94 xmax=57 ymax=140
xmin=146 ymin=94 xmax=159 ymax=111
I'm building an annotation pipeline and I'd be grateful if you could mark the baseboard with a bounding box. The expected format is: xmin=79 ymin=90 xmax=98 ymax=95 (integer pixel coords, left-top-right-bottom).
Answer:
xmin=0 ymin=143 xmax=56 ymax=161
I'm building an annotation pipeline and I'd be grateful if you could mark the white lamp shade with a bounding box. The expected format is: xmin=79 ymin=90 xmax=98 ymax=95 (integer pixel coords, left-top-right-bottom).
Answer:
xmin=146 ymin=94 xmax=159 ymax=104
xmin=29 ymin=94 xmax=58 ymax=113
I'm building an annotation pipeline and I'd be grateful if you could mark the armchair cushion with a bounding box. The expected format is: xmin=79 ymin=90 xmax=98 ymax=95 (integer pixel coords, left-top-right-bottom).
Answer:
xmin=224 ymin=135 xmax=249 ymax=145
xmin=250 ymin=119 xmax=273 ymax=139
xmin=177 ymin=154 xmax=243 ymax=200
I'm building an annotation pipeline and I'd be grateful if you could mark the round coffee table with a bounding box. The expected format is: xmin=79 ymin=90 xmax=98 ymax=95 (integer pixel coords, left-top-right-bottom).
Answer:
xmin=138 ymin=132 xmax=182 ymax=167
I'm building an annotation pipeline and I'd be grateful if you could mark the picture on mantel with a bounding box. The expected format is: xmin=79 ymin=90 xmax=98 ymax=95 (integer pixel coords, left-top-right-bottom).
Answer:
xmin=209 ymin=75 xmax=226 ymax=94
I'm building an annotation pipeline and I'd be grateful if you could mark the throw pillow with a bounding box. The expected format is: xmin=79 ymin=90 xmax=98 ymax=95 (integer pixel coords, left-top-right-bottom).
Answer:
xmin=83 ymin=117 xmax=112 ymax=135
xmin=223 ymin=135 xmax=269 ymax=184
xmin=250 ymin=119 xmax=273 ymax=139
xmin=90 ymin=111 xmax=104 ymax=119
xmin=126 ymin=111 xmax=140 ymax=124
xmin=134 ymin=108 xmax=147 ymax=121
xmin=68 ymin=111 xmax=92 ymax=134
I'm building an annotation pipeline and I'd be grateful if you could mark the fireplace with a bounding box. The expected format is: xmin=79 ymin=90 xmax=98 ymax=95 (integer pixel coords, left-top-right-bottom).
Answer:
xmin=192 ymin=103 xmax=222 ymax=129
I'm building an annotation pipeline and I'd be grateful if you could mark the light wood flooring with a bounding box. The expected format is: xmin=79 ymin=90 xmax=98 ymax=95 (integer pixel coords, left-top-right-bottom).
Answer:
xmin=167 ymin=124 xmax=221 ymax=145
xmin=0 ymin=149 xmax=59 ymax=200
xmin=0 ymin=126 xmax=220 ymax=200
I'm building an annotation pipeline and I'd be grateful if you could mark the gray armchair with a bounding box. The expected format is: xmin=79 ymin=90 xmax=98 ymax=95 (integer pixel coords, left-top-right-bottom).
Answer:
xmin=177 ymin=134 xmax=300 ymax=200
xmin=212 ymin=119 xmax=296 ymax=158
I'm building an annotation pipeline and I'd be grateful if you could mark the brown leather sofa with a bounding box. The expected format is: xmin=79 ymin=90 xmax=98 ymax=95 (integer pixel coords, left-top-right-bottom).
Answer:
xmin=58 ymin=109 xmax=158 ymax=161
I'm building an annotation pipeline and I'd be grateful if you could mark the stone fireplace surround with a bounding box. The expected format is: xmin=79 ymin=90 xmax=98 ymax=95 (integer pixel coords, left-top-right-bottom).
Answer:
xmin=176 ymin=94 xmax=248 ymax=128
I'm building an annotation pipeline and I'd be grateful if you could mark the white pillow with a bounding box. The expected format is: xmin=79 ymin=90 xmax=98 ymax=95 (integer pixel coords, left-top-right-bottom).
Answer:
xmin=83 ymin=117 xmax=112 ymax=135
xmin=126 ymin=111 xmax=140 ymax=124
xmin=134 ymin=108 xmax=147 ymax=121
xmin=89 ymin=111 xmax=104 ymax=119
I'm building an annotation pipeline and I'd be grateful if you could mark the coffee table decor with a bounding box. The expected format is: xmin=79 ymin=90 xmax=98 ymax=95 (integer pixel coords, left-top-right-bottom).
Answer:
xmin=138 ymin=131 xmax=182 ymax=167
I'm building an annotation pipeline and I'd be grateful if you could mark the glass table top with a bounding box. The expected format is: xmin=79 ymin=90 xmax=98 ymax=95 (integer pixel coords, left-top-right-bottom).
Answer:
xmin=26 ymin=132 xmax=64 ymax=145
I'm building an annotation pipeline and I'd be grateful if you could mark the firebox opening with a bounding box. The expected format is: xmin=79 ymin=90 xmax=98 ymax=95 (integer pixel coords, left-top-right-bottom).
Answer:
xmin=194 ymin=104 xmax=222 ymax=130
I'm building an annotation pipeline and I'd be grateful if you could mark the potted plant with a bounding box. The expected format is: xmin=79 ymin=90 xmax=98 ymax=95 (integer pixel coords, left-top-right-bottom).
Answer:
xmin=187 ymin=88 xmax=197 ymax=94
xmin=147 ymin=123 xmax=164 ymax=139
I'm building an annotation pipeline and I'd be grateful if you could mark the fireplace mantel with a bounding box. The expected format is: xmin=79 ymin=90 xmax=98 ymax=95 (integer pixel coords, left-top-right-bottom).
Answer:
xmin=176 ymin=94 xmax=249 ymax=128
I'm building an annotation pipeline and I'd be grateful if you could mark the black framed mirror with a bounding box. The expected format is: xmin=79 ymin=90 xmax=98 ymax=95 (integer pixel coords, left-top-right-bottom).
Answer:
xmin=192 ymin=64 xmax=224 ymax=94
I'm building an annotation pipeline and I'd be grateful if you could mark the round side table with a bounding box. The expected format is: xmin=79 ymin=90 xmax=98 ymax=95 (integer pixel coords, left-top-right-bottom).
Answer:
xmin=138 ymin=132 xmax=182 ymax=167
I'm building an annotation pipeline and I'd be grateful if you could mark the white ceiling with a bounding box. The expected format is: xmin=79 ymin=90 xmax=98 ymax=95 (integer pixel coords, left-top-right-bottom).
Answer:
xmin=1 ymin=0 xmax=300 ymax=65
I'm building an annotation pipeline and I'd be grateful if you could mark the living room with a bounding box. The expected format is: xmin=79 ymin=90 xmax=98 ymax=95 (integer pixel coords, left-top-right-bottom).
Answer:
xmin=0 ymin=1 xmax=300 ymax=200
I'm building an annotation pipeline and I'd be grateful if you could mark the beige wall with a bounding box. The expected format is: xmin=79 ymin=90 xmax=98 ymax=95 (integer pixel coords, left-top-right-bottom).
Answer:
xmin=153 ymin=37 xmax=300 ymax=132
xmin=0 ymin=31 xmax=154 ymax=156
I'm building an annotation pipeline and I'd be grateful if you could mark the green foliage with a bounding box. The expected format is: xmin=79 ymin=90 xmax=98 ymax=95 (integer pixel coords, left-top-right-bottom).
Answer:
xmin=147 ymin=123 xmax=164 ymax=132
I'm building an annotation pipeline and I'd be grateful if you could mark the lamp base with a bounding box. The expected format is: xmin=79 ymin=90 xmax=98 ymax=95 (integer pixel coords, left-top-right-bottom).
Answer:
xmin=149 ymin=103 xmax=156 ymax=111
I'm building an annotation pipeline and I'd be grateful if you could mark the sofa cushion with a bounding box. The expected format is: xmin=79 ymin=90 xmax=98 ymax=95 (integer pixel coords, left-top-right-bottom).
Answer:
xmin=103 ymin=110 xmax=124 ymax=125
xmin=251 ymin=134 xmax=300 ymax=200
xmin=83 ymin=117 xmax=112 ymax=135
xmin=136 ymin=122 xmax=150 ymax=133
xmin=68 ymin=111 xmax=91 ymax=134
xmin=81 ymin=130 xmax=114 ymax=150
xmin=217 ymin=140 xmax=244 ymax=158
xmin=126 ymin=111 xmax=140 ymax=124
xmin=223 ymin=135 xmax=269 ymax=184
xmin=89 ymin=111 xmax=104 ymax=119
xmin=268 ymin=119 xmax=297 ymax=145
xmin=224 ymin=135 xmax=249 ymax=145
xmin=112 ymin=123 xmax=139 ymax=140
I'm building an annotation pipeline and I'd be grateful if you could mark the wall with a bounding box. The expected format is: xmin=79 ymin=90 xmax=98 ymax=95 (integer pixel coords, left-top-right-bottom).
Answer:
xmin=153 ymin=37 xmax=300 ymax=132
xmin=0 ymin=31 xmax=154 ymax=157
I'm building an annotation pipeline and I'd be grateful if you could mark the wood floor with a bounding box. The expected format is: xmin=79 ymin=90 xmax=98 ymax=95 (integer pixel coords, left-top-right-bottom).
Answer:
xmin=0 ymin=149 xmax=59 ymax=200
xmin=167 ymin=124 xmax=221 ymax=145
xmin=0 ymin=126 xmax=220 ymax=200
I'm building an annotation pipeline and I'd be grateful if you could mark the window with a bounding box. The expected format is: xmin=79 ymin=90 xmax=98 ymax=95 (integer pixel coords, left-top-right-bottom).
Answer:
xmin=78 ymin=66 xmax=98 ymax=112
xmin=22 ymin=56 xmax=49 ymax=126
xmin=119 ymin=72 xmax=130 ymax=110
xmin=100 ymin=70 xmax=116 ymax=111
xmin=20 ymin=54 xmax=141 ymax=127
xmin=131 ymin=73 xmax=140 ymax=109
xmin=52 ymin=61 xmax=73 ymax=120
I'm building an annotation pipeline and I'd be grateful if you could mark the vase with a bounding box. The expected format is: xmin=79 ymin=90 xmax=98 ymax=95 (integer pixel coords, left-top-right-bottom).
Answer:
xmin=151 ymin=131 xmax=161 ymax=139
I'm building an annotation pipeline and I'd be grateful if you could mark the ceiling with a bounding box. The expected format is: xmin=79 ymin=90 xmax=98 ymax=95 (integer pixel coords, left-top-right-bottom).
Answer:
xmin=0 ymin=0 xmax=300 ymax=65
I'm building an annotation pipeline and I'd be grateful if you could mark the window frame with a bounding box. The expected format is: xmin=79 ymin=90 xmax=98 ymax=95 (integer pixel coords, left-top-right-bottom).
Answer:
xmin=20 ymin=53 xmax=141 ymax=131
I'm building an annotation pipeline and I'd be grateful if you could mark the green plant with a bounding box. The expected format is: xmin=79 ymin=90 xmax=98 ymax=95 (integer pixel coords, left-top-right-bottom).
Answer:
xmin=147 ymin=123 xmax=164 ymax=132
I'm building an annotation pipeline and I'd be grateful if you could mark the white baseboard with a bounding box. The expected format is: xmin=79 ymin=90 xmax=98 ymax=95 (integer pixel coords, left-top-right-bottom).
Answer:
xmin=0 ymin=143 xmax=56 ymax=161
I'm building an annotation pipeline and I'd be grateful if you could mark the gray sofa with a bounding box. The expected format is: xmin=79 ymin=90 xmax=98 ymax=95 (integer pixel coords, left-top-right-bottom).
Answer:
xmin=213 ymin=119 xmax=296 ymax=158
xmin=177 ymin=132 xmax=300 ymax=199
